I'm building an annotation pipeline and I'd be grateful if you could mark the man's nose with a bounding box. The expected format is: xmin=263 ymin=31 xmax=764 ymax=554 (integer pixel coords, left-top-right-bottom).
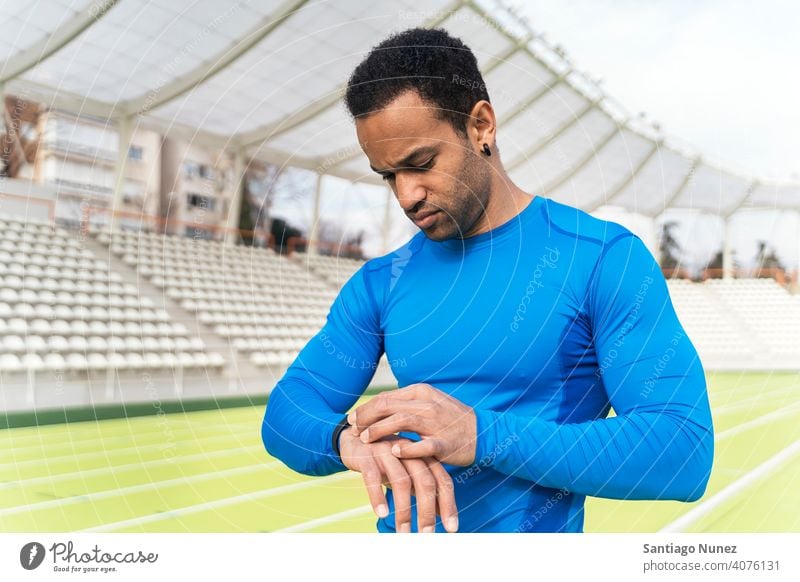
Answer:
xmin=394 ymin=172 xmax=427 ymax=213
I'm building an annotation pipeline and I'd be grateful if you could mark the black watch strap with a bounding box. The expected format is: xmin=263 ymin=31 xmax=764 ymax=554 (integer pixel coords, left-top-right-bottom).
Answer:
xmin=331 ymin=414 xmax=351 ymax=460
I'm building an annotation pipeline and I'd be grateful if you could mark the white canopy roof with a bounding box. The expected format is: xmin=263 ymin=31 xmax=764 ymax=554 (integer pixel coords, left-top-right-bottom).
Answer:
xmin=2 ymin=0 xmax=798 ymax=216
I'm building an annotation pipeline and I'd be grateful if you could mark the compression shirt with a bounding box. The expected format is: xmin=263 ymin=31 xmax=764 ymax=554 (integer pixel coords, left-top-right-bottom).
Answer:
xmin=261 ymin=194 xmax=714 ymax=532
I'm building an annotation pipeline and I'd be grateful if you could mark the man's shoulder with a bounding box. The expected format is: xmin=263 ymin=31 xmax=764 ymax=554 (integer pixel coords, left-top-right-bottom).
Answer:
xmin=540 ymin=196 xmax=634 ymax=249
xmin=360 ymin=231 xmax=426 ymax=274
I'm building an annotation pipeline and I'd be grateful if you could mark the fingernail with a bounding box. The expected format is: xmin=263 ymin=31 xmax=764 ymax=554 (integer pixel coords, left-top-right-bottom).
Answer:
xmin=422 ymin=526 xmax=435 ymax=533
xmin=376 ymin=504 xmax=388 ymax=518
xmin=347 ymin=413 xmax=355 ymax=425
xmin=360 ymin=429 xmax=370 ymax=443
xmin=398 ymin=522 xmax=410 ymax=533
xmin=391 ymin=444 xmax=401 ymax=456
xmin=446 ymin=517 xmax=458 ymax=532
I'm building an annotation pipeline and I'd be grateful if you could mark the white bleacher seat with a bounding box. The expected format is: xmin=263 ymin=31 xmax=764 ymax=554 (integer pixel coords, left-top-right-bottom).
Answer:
xmin=87 ymin=353 xmax=108 ymax=370
xmin=107 ymin=352 xmax=128 ymax=370
xmin=43 ymin=353 xmax=67 ymax=370
xmin=124 ymin=337 xmax=144 ymax=351
xmin=177 ymin=352 xmax=195 ymax=367
xmin=68 ymin=336 xmax=89 ymax=351
xmin=4 ymin=335 xmax=25 ymax=353
xmin=124 ymin=353 xmax=145 ymax=369
xmin=65 ymin=353 xmax=88 ymax=371
xmin=0 ymin=354 xmax=22 ymax=372
xmin=26 ymin=336 xmax=47 ymax=353
xmin=21 ymin=353 xmax=44 ymax=371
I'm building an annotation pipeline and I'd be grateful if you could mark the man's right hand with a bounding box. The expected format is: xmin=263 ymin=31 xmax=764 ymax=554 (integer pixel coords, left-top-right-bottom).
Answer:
xmin=338 ymin=430 xmax=458 ymax=533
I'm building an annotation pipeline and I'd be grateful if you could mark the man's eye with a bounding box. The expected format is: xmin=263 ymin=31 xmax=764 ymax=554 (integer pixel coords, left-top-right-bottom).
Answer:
xmin=380 ymin=159 xmax=434 ymax=181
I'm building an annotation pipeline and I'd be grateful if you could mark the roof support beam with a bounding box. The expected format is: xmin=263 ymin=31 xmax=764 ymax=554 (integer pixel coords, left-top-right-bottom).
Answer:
xmin=0 ymin=1 xmax=119 ymax=83
xmin=121 ymin=0 xmax=311 ymax=116
xmin=541 ymin=122 xmax=625 ymax=197
xmin=236 ymin=0 xmax=468 ymax=150
xmin=588 ymin=140 xmax=662 ymax=212
xmin=723 ymin=179 xmax=760 ymax=218
xmin=652 ymin=156 xmax=701 ymax=217
xmin=506 ymin=98 xmax=598 ymax=172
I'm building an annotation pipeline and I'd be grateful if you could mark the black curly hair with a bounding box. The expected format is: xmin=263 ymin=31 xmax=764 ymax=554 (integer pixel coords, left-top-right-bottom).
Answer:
xmin=344 ymin=27 xmax=491 ymax=137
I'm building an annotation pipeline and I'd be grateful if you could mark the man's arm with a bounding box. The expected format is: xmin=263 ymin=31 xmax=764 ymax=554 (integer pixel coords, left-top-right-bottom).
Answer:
xmin=473 ymin=233 xmax=714 ymax=501
xmin=261 ymin=263 xmax=384 ymax=476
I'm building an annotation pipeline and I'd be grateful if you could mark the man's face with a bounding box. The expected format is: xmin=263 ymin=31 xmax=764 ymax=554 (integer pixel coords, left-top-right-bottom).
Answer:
xmin=355 ymin=90 xmax=491 ymax=241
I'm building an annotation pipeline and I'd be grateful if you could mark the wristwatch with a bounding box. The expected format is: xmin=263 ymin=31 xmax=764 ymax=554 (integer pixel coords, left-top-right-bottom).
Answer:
xmin=331 ymin=414 xmax=351 ymax=461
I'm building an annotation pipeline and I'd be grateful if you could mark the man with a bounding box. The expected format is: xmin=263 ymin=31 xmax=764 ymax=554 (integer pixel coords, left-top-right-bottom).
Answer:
xmin=261 ymin=27 xmax=714 ymax=533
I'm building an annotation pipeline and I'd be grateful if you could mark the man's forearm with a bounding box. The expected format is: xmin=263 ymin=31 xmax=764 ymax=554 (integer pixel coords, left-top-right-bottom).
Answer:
xmin=262 ymin=378 xmax=349 ymax=477
xmin=473 ymin=404 xmax=713 ymax=501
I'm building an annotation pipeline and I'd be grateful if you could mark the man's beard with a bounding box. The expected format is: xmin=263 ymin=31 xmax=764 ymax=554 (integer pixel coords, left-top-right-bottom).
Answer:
xmin=424 ymin=153 xmax=491 ymax=242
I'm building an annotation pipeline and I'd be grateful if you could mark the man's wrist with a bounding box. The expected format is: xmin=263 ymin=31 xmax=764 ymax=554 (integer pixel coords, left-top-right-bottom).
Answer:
xmin=331 ymin=414 xmax=351 ymax=462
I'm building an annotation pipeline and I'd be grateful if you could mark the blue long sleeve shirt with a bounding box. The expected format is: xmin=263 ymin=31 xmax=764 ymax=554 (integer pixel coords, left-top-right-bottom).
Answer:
xmin=262 ymin=195 xmax=714 ymax=532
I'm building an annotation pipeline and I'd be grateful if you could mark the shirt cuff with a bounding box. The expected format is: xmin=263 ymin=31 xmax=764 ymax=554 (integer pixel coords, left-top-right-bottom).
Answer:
xmin=473 ymin=408 xmax=501 ymax=467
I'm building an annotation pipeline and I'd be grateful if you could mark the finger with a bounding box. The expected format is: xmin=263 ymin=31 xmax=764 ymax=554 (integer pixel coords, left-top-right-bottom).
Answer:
xmin=377 ymin=450 xmax=413 ymax=533
xmin=425 ymin=458 xmax=458 ymax=533
xmin=358 ymin=460 xmax=389 ymax=519
xmin=401 ymin=457 xmax=438 ymax=533
xmin=359 ymin=410 xmax=430 ymax=443
xmin=349 ymin=397 xmax=430 ymax=434
xmin=391 ymin=438 xmax=442 ymax=460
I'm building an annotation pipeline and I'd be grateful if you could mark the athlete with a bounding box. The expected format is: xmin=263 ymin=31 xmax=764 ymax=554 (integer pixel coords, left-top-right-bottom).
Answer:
xmin=261 ymin=27 xmax=714 ymax=533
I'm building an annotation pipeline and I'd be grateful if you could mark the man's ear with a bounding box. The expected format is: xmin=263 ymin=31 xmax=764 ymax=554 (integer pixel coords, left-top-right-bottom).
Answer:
xmin=467 ymin=100 xmax=496 ymax=153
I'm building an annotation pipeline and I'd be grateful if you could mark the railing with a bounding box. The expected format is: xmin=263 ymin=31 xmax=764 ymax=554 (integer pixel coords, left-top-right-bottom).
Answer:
xmin=663 ymin=267 xmax=799 ymax=293
xmin=79 ymin=204 xmax=275 ymax=248
xmin=0 ymin=191 xmax=55 ymax=223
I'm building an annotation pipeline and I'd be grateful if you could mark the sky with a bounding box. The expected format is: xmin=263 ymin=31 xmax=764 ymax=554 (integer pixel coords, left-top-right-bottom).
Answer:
xmin=274 ymin=1 xmax=800 ymax=269
xmin=514 ymin=0 xmax=800 ymax=181
xmin=512 ymin=0 xmax=800 ymax=270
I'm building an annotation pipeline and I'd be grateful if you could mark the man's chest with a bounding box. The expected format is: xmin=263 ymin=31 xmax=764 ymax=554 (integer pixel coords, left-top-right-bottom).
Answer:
xmin=381 ymin=247 xmax=592 ymax=407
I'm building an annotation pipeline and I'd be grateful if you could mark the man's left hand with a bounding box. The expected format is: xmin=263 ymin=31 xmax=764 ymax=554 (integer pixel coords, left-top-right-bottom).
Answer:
xmin=348 ymin=383 xmax=477 ymax=467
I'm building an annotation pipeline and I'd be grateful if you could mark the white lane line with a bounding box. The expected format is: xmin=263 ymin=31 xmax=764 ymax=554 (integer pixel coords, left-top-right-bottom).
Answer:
xmin=275 ymin=406 xmax=800 ymax=534
xmin=274 ymin=505 xmax=374 ymax=532
xmin=0 ymin=424 xmax=258 ymax=459
xmin=716 ymin=403 xmax=800 ymax=441
xmin=0 ymin=445 xmax=264 ymax=490
xmin=660 ymin=438 xmax=800 ymax=533
xmin=1 ymin=416 xmax=258 ymax=447
xmin=713 ymin=386 xmax=800 ymax=416
xmin=0 ymin=460 xmax=285 ymax=516
xmin=0 ymin=432 xmax=258 ymax=470
xmin=79 ymin=471 xmax=359 ymax=532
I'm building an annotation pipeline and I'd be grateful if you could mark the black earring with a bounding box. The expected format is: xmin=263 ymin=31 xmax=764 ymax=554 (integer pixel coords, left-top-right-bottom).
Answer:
xmin=482 ymin=143 xmax=491 ymax=156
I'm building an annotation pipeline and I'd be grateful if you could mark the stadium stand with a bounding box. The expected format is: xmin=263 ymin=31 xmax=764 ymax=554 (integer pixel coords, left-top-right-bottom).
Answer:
xmin=292 ymin=252 xmax=366 ymax=289
xmin=93 ymin=225 xmax=336 ymax=370
xmin=668 ymin=278 xmax=800 ymax=368
xmin=0 ymin=214 xmax=796 ymax=418
xmin=0 ymin=216 xmax=225 ymax=372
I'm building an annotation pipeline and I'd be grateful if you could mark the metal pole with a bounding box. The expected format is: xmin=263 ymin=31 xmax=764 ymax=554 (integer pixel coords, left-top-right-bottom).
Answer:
xmin=111 ymin=114 xmax=132 ymax=233
xmin=224 ymin=149 xmax=245 ymax=245
xmin=722 ymin=214 xmax=733 ymax=280
xmin=308 ymin=173 xmax=323 ymax=255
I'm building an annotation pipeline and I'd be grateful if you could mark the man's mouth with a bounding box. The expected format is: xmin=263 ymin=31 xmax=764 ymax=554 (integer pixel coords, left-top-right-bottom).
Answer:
xmin=412 ymin=210 xmax=440 ymax=229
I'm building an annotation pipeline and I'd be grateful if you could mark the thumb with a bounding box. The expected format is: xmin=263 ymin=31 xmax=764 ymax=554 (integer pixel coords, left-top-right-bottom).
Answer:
xmin=391 ymin=439 xmax=440 ymax=459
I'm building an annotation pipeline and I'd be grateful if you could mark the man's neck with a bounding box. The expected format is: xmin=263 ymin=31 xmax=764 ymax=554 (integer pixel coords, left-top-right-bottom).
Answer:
xmin=464 ymin=178 xmax=533 ymax=238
